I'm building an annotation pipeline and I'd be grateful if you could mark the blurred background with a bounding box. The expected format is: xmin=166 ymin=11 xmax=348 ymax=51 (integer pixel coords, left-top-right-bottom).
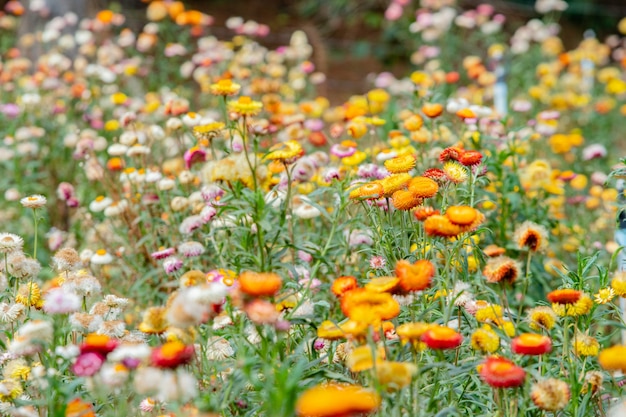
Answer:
xmin=7 ymin=0 xmax=626 ymax=101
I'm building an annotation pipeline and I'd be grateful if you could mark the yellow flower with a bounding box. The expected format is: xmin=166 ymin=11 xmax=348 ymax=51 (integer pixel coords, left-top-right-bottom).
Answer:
xmin=0 ymin=379 xmax=22 ymax=401
xmin=551 ymin=294 xmax=592 ymax=317
xmin=611 ymin=272 xmax=626 ymax=297
xmin=443 ymin=161 xmax=468 ymax=184
xmin=594 ymin=287 xmax=615 ymax=304
xmin=138 ymin=307 xmax=168 ymax=334
xmin=210 ymin=79 xmax=241 ymax=96
xmin=265 ymin=140 xmax=304 ymax=164
xmin=471 ymin=325 xmax=500 ymax=353
xmin=574 ymin=333 xmax=599 ymax=357
xmin=375 ymin=361 xmax=416 ymax=390
xmin=378 ymin=173 xmax=411 ymax=198
xmin=15 ymin=282 xmax=42 ymax=308
xmin=341 ymin=150 xmax=367 ymax=167
xmin=228 ymin=96 xmax=263 ymax=116
xmin=346 ymin=344 xmax=386 ymax=372
xmin=475 ymin=303 xmax=503 ymax=323
xmin=193 ymin=122 xmax=225 ymax=140
xmin=528 ymin=306 xmax=557 ymax=331
xmin=599 ymin=345 xmax=626 ymax=373
xmin=384 ymin=154 xmax=416 ymax=174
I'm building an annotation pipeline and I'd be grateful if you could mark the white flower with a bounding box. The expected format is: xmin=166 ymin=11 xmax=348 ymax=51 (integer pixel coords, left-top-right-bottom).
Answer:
xmin=90 ymin=249 xmax=113 ymax=265
xmin=20 ymin=194 xmax=47 ymax=209
xmin=89 ymin=196 xmax=113 ymax=212
xmin=43 ymin=288 xmax=81 ymax=314
xmin=206 ymin=336 xmax=234 ymax=361
xmin=0 ymin=233 xmax=24 ymax=253
xmin=0 ymin=303 xmax=25 ymax=323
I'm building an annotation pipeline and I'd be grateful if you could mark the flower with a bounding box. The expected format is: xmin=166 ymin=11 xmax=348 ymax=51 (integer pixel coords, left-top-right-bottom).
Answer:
xmin=573 ymin=332 xmax=599 ymax=357
xmin=52 ymin=247 xmax=80 ymax=272
xmin=599 ymin=345 xmax=626 ymax=373
xmin=408 ymin=176 xmax=439 ymax=198
xmin=443 ymin=161 xmax=468 ymax=184
xmin=471 ymin=325 xmax=500 ymax=353
xmin=594 ymin=287 xmax=615 ymax=304
xmin=331 ymin=276 xmax=358 ymax=298
xmin=295 ymin=383 xmax=381 ymax=417
xmin=513 ymin=221 xmax=549 ymax=252
xmin=365 ymin=276 xmax=400 ymax=293
xmin=340 ymin=289 xmax=400 ymax=323
xmin=72 ymin=352 xmax=105 ymax=376
xmin=228 ymin=96 xmax=263 ymax=116
xmin=138 ymin=307 xmax=168 ymax=334
xmin=475 ymin=303 xmax=503 ymax=323
xmin=531 ymin=379 xmax=570 ymax=411
xmin=392 ymin=189 xmax=422 ymax=211
xmin=346 ymin=344 xmax=386 ymax=372
xmin=459 ymin=150 xmax=483 ymax=166
xmin=15 ymin=282 xmax=43 ymax=308
xmin=244 ymin=299 xmax=280 ymax=325
xmin=547 ymin=289 xmax=582 ymax=304
xmin=551 ymin=293 xmax=592 ymax=317
xmin=395 ymin=259 xmax=435 ymax=293
xmin=80 ymin=334 xmax=119 ymax=356
xmin=0 ymin=233 xmax=24 ymax=253
xmin=611 ymin=271 xmax=626 ymax=297
xmin=527 ymin=306 xmax=557 ymax=331
xmin=378 ymin=173 xmax=412 ymax=198
xmin=422 ymin=103 xmax=444 ymax=118
xmin=65 ymin=398 xmax=96 ymax=417
xmin=238 ymin=271 xmax=282 ymax=297
xmin=265 ymin=140 xmax=304 ymax=164
xmin=396 ymin=322 xmax=430 ymax=350
xmin=421 ymin=325 xmax=463 ymax=350
xmin=375 ymin=361 xmax=417 ymax=390
xmin=384 ymin=154 xmax=416 ymax=174
xmin=445 ymin=206 xmax=479 ymax=225
xmin=20 ymin=194 xmax=47 ymax=208
xmin=511 ymin=333 xmax=552 ymax=355
xmin=479 ymin=356 xmax=526 ymax=388
xmin=151 ymin=341 xmax=194 ymax=369
xmin=43 ymin=288 xmax=81 ymax=314
xmin=90 ymin=249 xmax=113 ymax=265
xmin=483 ymin=256 xmax=521 ymax=284
xmin=210 ymin=79 xmax=241 ymax=96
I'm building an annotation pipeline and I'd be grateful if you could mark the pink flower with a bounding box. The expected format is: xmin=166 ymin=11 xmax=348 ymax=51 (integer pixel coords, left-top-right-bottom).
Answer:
xmin=72 ymin=352 xmax=105 ymax=376
xmin=385 ymin=3 xmax=404 ymax=21
xmin=151 ymin=247 xmax=175 ymax=260
xmin=43 ymin=288 xmax=81 ymax=314
xmin=369 ymin=256 xmax=387 ymax=270
xmin=184 ymin=147 xmax=207 ymax=169
xmin=163 ymin=257 xmax=183 ymax=274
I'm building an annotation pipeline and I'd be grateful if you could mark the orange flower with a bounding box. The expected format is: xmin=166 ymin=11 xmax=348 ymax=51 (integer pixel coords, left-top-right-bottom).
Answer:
xmin=459 ymin=150 xmax=483 ymax=166
xmin=408 ymin=176 xmax=439 ymax=198
xmin=375 ymin=361 xmax=417 ymax=390
xmin=392 ymin=190 xmax=422 ymax=211
xmin=421 ymin=325 xmax=463 ymax=350
xmin=340 ymin=289 xmax=400 ymax=323
xmin=396 ymin=322 xmax=430 ymax=350
xmin=403 ymin=114 xmax=424 ymax=131
xmin=395 ymin=259 xmax=435 ymax=293
xmin=456 ymin=108 xmax=476 ymax=120
xmin=421 ymin=103 xmax=444 ymax=118
xmin=331 ymin=276 xmax=358 ymax=298
xmin=445 ymin=206 xmax=478 ymax=226
xmin=65 ymin=398 xmax=96 ymax=417
xmin=353 ymin=182 xmax=384 ymax=200
xmin=96 ymin=10 xmax=115 ymax=24
xmin=483 ymin=256 xmax=521 ymax=284
xmin=483 ymin=244 xmax=506 ymax=257
xmin=317 ymin=320 xmax=368 ymax=340
xmin=295 ymin=383 xmax=381 ymax=417
xmin=439 ymin=146 xmax=465 ymax=163
xmin=547 ymin=289 xmax=581 ymax=304
xmin=238 ymin=271 xmax=282 ymax=297
xmin=479 ymin=356 xmax=526 ymax=388
xmin=511 ymin=333 xmax=552 ymax=355
xmin=514 ymin=221 xmax=549 ymax=252
xmin=424 ymin=215 xmax=463 ymax=238
xmin=413 ymin=206 xmax=439 ymax=221
xmin=379 ymin=173 xmax=412 ymax=198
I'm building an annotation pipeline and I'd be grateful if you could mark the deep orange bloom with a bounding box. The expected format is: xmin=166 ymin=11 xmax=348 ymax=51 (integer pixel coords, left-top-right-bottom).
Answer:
xmin=331 ymin=276 xmax=358 ymax=298
xmin=413 ymin=206 xmax=440 ymax=221
xmin=151 ymin=341 xmax=194 ymax=369
xmin=456 ymin=108 xmax=476 ymax=119
xmin=424 ymin=215 xmax=463 ymax=238
xmin=445 ymin=206 xmax=478 ymax=226
xmin=599 ymin=345 xmax=626 ymax=373
xmin=392 ymin=190 xmax=422 ymax=211
xmin=547 ymin=289 xmax=582 ymax=305
xmin=80 ymin=334 xmax=118 ymax=356
xmin=422 ymin=103 xmax=444 ymax=118
xmin=423 ymin=168 xmax=447 ymax=182
xmin=408 ymin=176 xmax=439 ymax=198
xmin=106 ymin=157 xmax=125 ymax=171
xmin=340 ymin=289 xmax=400 ymax=323
xmin=296 ymin=383 xmax=381 ymax=417
xmin=421 ymin=325 xmax=463 ymax=350
xmin=395 ymin=259 xmax=435 ymax=293
xmin=459 ymin=150 xmax=483 ymax=166
xmin=65 ymin=398 xmax=96 ymax=417
xmin=511 ymin=333 xmax=552 ymax=355
xmin=479 ymin=356 xmax=526 ymax=388
xmin=439 ymin=146 xmax=465 ymax=163
xmin=238 ymin=271 xmax=282 ymax=297
xmin=364 ymin=276 xmax=400 ymax=293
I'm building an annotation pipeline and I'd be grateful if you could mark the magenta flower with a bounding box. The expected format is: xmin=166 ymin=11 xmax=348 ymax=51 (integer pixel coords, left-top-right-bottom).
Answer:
xmin=72 ymin=352 xmax=105 ymax=376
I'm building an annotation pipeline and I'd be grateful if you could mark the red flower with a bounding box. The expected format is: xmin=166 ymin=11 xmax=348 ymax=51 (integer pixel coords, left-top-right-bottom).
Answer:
xmin=479 ymin=357 xmax=526 ymax=388
xmin=439 ymin=146 xmax=465 ymax=163
xmin=421 ymin=325 xmax=463 ymax=350
xmin=80 ymin=334 xmax=118 ymax=356
xmin=547 ymin=289 xmax=582 ymax=305
xmin=151 ymin=341 xmax=195 ymax=369
xmin=459 ymin=150 xmax=483 ymax=166
xmin=511 ymin=333 xmax=552 ymax=356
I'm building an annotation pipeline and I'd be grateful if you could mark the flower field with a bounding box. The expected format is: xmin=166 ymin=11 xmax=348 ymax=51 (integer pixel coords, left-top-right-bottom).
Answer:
xmin=2 ymin=0 xmax=626 ymax=416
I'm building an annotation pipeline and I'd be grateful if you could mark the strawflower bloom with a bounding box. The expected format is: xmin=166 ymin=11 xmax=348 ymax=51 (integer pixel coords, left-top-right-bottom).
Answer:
xmin=479 ymin=356 xmax=526 ymax=388
xmin=513 ymin=221 xmax=549 ymax=252
xmin=228 ymin=96 xmax=263 ymax=116
xmin=210 ymin=79 xmax=241 ymax=96
xmin=20 ymin=194 xmax=47 ymax=208
xmin=483 ymin=256 xmax=521 ymax=284
xmin=408 ymin=176 xmax=439 ymax=198
xmin=511 ymin=333 xmax=552 ymax=355
xmin=295 ymin=383 xmax=381 ymax=417
xmin=384 ymin=154 xmax=416 ymax=174
xmin=573 ymin=332 xmax=599 ymax=357
xmin=611 ymin=271 xmax=626 ymax=297
xmin=471 ymin=325 xmax=500 ymax=353
xmin=375 ymin=361 xmax=417 ymax=390
xmin=396 ymin=322 xmax=430 ymax=350
xmin=331 ymin=276 xmax=358 ymax=298
xmin=151 ymin=341 xmax=195 ymax=369
xmin=238 ymin=271 xmax=282 ymax=297
xmin=340 ymin=288 xmax=400 ymax=323
xmin=346 ymin=345 xmax=386 ymax=372
xmin=599 ymin=345 xmax=626 ymax=373
xmin=0 ymin=233 xmax=24 ymax=253
xmin=551 ymin=293 xmax=592 ymax=317
xmin=531 ymin=379 xmax=570 ymax=411
xmin=527 ymin=306 xmax=557 ymax=331
xmin=395 ymin=259 xmax=435 ymax=293
xmin=421 ymin=325 xmax=463 ymax=350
